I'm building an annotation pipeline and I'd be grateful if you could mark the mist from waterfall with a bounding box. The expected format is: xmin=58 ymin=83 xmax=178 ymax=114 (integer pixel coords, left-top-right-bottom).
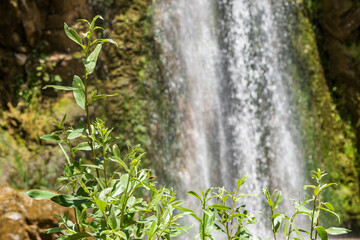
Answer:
xmin=153 ymin=0 xmax=305 ymax=237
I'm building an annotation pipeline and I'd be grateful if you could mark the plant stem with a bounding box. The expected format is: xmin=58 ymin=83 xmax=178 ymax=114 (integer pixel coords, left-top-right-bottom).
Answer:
xmin=310 ymin=195 xmax=318 ymax=239
xmin=271 ymin=208 xmax=277 ymax=240
xmin=83 ymin=40 xmax=100 ymax=179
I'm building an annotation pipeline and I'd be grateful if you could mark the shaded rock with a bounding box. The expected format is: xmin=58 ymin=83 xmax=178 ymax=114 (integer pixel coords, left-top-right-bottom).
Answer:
xmin=0 ymin=187 xmax=71 ymax=240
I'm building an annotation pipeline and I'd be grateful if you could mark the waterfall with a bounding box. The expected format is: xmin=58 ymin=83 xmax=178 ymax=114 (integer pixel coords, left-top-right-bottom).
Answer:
xmin=154 ymin=0 xmax=305 ymax=237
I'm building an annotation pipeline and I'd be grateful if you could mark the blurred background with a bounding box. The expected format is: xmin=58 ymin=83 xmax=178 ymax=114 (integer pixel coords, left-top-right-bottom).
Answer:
xmin=0 ymin=0 xmax=359 ymax=238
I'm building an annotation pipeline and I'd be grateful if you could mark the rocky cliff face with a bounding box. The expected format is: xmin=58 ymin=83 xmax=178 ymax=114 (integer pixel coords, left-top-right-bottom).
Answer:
xmin=315 ymin=0 xmax=360 ymax=146
xmin=0 ymin=0 xmax=90 ymax=108
xmin=0 ymin=187 xmax=73 ymax=240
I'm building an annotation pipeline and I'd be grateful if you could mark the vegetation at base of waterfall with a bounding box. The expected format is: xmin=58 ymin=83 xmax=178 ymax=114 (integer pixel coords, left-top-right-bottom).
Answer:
xmin=184 ymin=169 xmax=349 ymax=240
xmin=25 ymin=16 xmax=189 ymax=240
xmin=262 ymin=169 xmax=350 ymax=240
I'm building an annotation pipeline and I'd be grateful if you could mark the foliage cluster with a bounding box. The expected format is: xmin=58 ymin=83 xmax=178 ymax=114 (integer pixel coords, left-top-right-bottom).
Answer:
xmin=25 ymin=16 xmax=351 ymax=240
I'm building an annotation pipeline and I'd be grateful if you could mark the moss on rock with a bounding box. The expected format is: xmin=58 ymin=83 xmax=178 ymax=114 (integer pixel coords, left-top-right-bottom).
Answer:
xmin=290 ymin=1 xmax=360 ymax=227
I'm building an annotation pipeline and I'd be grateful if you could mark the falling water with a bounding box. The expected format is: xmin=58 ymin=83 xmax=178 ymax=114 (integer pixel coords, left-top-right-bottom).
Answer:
xmin=154 ymin=0 xmax=305 ymax=237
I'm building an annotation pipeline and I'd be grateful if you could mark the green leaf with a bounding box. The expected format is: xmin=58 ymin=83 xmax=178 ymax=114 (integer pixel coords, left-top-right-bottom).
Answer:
xmin=113 ymin=144 xmax=120 ymax=158
xmin=43 ymin=227 xmax=66 ymax=234
xmin=68 ymin=128 xmax=85 ymax=139
xmin=42 ymin=85 xmax=78 ymax=91
xmin=211 ymin=204 xmax=232 ymax=211
xmin=89 ymin=93 xmax=120 ymax=103
xmin=90 ymin=15 xmax=103 ymax=32
xmin=64 ymin=23 xmax=85 ymax=51
xmin=187 ymin=191 xmax=202 ymax=202
xmin=317 ymin=207 xmax=340 ymax=223
xmin=40 ymin=135 xmax=62 ymax=143
xmin=262 ymin=188 xmax=273 ymax=207
xmin=74 ymin=142 xmax=99 ymax=151
xmin=323 ymin=202 xmax=334 ymax=211
xmin=84 ymin=43 xmax=102 ymax=75
xmin=236 ymin=176 xmax=247 ymax=188
xmin=108 ymin=205 xmax=119 ymax=229
xmin=25 ymin=190 xmax=58 ymax=200
xmin=51 ymin=195 xmax=82 ymax=208
xmin=72 ymin=75 xmax=86 ymax=110
xmin=74 ymin=142 xmax=92 ymax=151
xmin=78 ymin=19 xmax=90 ymax=25
xmin=316 ymin=226 xmax=328 ymax=240
xmin=319 ymin=183 xmax=336 ymax=192
xmin=93 ymin=26 xmax=106 ymax=33
xmin=63 ymin=232 xmax=91 ymax=240
xmin=273 ymin=191 xmax=282 ymax=210
xmin=325 ymin=227 xmax=351 ymax=235
xmin=95 ymin=199 xmax=107 ymax=213
xmin=91 ymin=38 xmax=118 ymax=47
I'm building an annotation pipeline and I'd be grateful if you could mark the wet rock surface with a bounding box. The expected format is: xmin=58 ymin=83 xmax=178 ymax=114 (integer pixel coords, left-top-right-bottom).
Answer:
xmin=0 ymin=187 xmax=71 ymax=240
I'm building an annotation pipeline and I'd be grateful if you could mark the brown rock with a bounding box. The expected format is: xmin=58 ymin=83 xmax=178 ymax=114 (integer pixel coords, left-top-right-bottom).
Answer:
xmin=0 ymin=187 xmax=71 ymax=240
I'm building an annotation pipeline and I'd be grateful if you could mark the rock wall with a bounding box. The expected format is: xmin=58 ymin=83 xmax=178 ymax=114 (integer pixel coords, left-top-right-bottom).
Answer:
xmin=0 ymin=0 xmax=90 ymax=108
xmin=0 ymin=187 xmax=73 ymax=240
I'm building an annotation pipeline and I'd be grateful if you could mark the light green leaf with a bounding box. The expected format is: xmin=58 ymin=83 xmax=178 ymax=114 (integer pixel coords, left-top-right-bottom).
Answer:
xmin=83 ymin=44 xmax=102 ymax=75
xmin=72 ymin=75 xmax=86 ymax=110
xmin=236 ymin=176 xmax=247 ymax=188
xmin=42 ymin=85 xmax=78 ymax=91
xmin=91 ymin=38 xmax=118 ymax=47
xmin=68 ymin=128 xmax=85 ymax=139
xmin=89 ymin=93 xmax=120 ymax=103
xmin=273 ymin=191 xmax=282 ymax=210
xmin=325 ymin=227 xmax=351 ymax=235
xmin=323 ymin=202 xmax=334 ymax=211
xmin=74 ymin=142 xmax=91 ymax=151
xmin=316 ymin=226 xmax=328 ymax=240
xmin=96 ymin=199 xmax=107 ymax=213
xmin=90 ymin=15 xmax=103 ymax=32
xmin=113 ymin=144 xmax=120 ymax=158
xmin=64 ymin=23 xmax=85 ymax=51
xmin=25 ymin=190 xmax=58 ymax=200
xmin=40 ymin=135 xmax=62 ymax=143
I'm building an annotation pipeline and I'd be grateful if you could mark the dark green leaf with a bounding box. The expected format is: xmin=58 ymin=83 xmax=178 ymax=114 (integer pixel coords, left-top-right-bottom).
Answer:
xmin=211 ymin=204 xmax=232 ymax=211
xmin=25 ymin=190 xmax=58 ymax=200
xmin=63 ymin=232 xmax=91 ymax=240
xmin=316 ymin=226 xmax=328 ymax=240
xmin=51 ymin=195 xmax=85 ymax=208
xmin=187 ymin=191 xmax=202 ymax=202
